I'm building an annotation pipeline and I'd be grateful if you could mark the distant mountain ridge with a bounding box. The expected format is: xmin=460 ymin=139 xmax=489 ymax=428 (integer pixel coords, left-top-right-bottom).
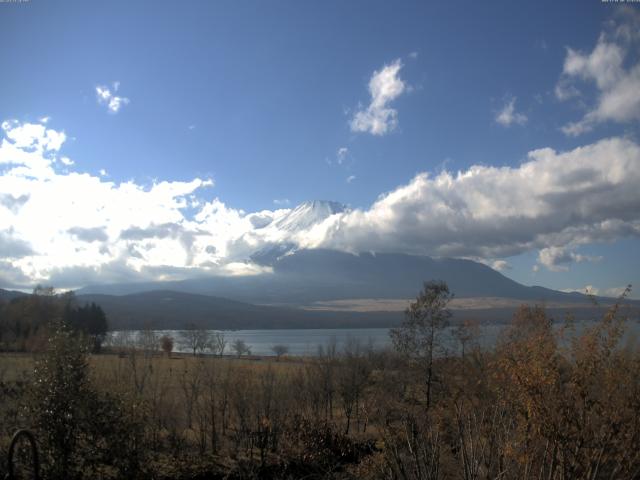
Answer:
xmin=0 ymin=288 xmax=27 ymax=301
xmin=75 ymin=290 xmax=400 ymax=330
xmin=4 ymin=285 xmax=627 ymax=331
xmin=78 ymin=249 xmax=595 ymax=305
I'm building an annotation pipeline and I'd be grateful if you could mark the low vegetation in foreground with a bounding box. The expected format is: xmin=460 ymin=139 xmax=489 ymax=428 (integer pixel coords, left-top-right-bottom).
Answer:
xmin=0 ymin=282 xmax=639 ymax=479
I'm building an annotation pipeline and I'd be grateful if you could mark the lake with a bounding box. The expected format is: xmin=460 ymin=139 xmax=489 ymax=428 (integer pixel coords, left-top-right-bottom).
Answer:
xmin=109 ymin=319 xmax=640 ymax=357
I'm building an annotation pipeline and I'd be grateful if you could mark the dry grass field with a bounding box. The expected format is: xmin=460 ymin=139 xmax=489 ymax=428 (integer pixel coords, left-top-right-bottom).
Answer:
xmin=2 ymin=296 xmax=640 ymax=479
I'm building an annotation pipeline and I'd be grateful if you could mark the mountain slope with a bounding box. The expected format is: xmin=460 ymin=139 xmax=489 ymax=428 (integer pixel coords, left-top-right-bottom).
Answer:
xmin=78 ymin=249 xmax=593 ymax=305
xmin=76 ymin=290 xmax=400 ymax=330
xmin=0 ymin=288 xmax=28 ymax=301
xmin=77 ymin=289 xmax=630 ymax=331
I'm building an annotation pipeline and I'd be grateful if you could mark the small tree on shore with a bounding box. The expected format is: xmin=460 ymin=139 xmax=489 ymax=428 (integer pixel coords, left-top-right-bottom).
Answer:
xmin=232 ymin=339 xmax=251 ymax=358
xmin=160 ymin=335 xmax=174 ymax=357
xmin=271 ymin=344 xmax=289 ymax=361
xmin=209 ymin=331 xmax=227 ymax=356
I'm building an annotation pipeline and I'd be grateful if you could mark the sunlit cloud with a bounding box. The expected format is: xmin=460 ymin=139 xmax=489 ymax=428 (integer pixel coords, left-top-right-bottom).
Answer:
xmin=537 ymin=246 xmax=602 ymax=272
xmin=557 ymin=8 xmax=640 ymax=135
xmin=307 ymin=137 xmax=640 ymax=271
xmin=495 ymin=96 xmax=527 ymax=127
xmin=1 ymin=119 xmax=640 ymax=288
xmin=96 ymin=82 xmax=130 ymax=114
xmin=491 ymin=260 xmax=512 ymax=272
xmin=350 ymin=59 xmax=406 ymax=135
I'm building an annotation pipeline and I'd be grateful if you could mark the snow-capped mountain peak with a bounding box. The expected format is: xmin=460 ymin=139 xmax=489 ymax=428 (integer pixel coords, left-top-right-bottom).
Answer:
xmin=249 ymin=200 xmax=348 ymax=265
xmin=272 ymin=200 xmax=347 ymax=233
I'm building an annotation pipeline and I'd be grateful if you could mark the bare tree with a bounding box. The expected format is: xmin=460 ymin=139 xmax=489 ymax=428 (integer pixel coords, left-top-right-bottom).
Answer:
xmin=208 ymin=331 xmax=227 ymax=356
xmin=313 ymin=338 xmax=338 ymax=421
xmin=138 ymin=326 xmax=159 ymax=357
xmin=390 ymin=281 xmax=452 ymax=409
xmin=107 ymin=330 xmax=134 ymax=355
xmin=232 ymin=339 xmax=251 ymax=358
xmin=180 ymin=324 xmax=211 ymax=356
xmin=337 ymin=337 xmax=371 ymax=434
xmin=178 ymin=359 xmax=204 ymax=429
xmin=271 ymin=344 xmax=289 ymax=361
xmin=159 ymin=335 xmax=174 ymax=357
xmin=452 ymin=319 xmax=480 ymax=359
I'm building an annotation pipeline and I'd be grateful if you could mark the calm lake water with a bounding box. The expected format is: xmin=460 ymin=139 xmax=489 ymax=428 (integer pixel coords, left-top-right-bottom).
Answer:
xmin=110 ymin=320 xmax=640 ymax=357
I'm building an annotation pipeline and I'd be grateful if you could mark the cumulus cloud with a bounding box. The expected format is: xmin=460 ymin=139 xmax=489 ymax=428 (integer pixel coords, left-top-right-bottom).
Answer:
xmin=346 ymin=175 xmax=356 ymax=184
xmin=557 ymin=8 xmax=640 ymax=135
xmin=305 ymin=137 xmax=640 ymax=269
xmin=537 ymin=246 xmax=601 ymax=272
xmin=495 ymin=96 xmax=527 ymax=127
xmin=491 ymin=260 xmax=512 ymax=272
xmin=2 ymin=118 xmax=640 ymax=288
xmin=0 ymin=229 xmax=33 ymax=259
xmin=0 ymin=193 xmax=29 ymax=213
xmin=1 ymin=120 xmax=65 ymax=152
xmin=68 ymin=227 xmax=108 ymax=243
xmin=96 ymin=82 xmax=130 ymax=114
xmin=0 ymin=119 xmax=218 ymax=287
xmin=350 ymin=59 xmax=406 ymax=135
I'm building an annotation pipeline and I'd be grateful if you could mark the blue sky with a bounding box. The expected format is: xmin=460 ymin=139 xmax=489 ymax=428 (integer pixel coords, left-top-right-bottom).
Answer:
xmin=0 ymin=0 xmax=639 ymax=297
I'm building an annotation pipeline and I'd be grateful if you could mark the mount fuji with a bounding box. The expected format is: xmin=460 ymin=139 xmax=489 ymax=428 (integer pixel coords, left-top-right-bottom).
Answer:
xmin=270 ymin=200 xmax=347 ymax=233
xmin=72 ymin=200 xmax=639 ymax=329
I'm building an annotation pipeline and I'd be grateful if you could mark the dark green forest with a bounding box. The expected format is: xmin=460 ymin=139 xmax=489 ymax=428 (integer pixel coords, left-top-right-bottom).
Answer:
xmin=0 ymin=286 xmax=108 ymax=353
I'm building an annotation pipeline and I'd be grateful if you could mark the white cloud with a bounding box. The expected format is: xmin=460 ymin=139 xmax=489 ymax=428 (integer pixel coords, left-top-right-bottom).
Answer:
xmin=0 ymin=119 xmax=218 ymax=288
xmin=537 ymin=246 xmax=601 ymax=272
xmin=561 ymin=285 xmax=599 ymax=295
xmin=557 ymin=9 xmax=640 ymax=135
xmin=495 ymin=96 xmax=527 ymax=127
xmin=491 ymin=260 xmax=511 ymax=272
xmin=273 ymin=198 xmax=290 ymax=206
xmin=337 ymin=147 xmax=348 ymax=164
xmin=96 ymin=82 xmax=130 ymax=114
xmin=346 ymin=175 xmax=356 ymax=184
xmin=350 ymin=59 xmax=406 ymax=135
xmin=1 ymin=120 xmax=65 ymax=152
xmin=561 ymin=285 xmax=631 ymax=298
xmin=99 ymin=168 xmax=108 ymax=176
xmin=2 ymin=118 xmax=640 ymax=288
xmin=305 ymin=137 xmax=640 ymax=268
xmin=603 ymin=285 xmax=631 ymax=298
